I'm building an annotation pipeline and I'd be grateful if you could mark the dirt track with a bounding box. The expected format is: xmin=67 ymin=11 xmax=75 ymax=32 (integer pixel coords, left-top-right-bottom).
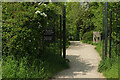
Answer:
xmin=53 ymin=41 xmax=106 ymax=79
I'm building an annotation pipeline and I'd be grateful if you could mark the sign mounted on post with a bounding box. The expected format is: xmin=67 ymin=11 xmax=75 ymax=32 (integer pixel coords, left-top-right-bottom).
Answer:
xmin=93 ymin=31 xmax=101 ymax=43
xmin=43 ymin=27 xmax=54 ymax=42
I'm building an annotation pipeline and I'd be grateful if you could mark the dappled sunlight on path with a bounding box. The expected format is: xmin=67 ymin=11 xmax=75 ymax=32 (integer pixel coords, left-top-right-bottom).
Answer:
xmin=53 ymin=41 xmax=105 ymax=79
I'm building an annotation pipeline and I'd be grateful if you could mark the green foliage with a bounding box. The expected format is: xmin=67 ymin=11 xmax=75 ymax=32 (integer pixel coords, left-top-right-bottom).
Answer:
xmin=98 ymin=57 xmax=118 ymax=78
xmin=2 ymin=2 xmax=69 ymax=79
xmin=2 ymin=2 xmax=120 ymax=79
xmin=2 ymin=49 xmax=69 ymax=79
xmin=90 ymin=2 xmax=120 ymax=40
xmin=2 ymin=2 xmax=65 ymax=58
xmin=90 ymin=2 xmax=104 ymax=33
xmin=2 ymin=2 xmax=43 ymax=58
xmin=94 ymin=43 xmax=102 ymax=57
xmin=95 ymin=41 xmax=118 ymax=78
xmin=66 ymin=2 xmax=94 ymax=40
xmin=103 ymin=62 xmax=118 ymax=78
xmin=98 ymin=58 xmax=112 ymax=72
xmin=82 ymin=31 xmax=93 ymax=43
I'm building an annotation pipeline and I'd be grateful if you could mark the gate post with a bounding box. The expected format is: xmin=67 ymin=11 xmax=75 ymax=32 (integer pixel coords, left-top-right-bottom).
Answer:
xmin=63 ymin=3 xmax=66 ymax=59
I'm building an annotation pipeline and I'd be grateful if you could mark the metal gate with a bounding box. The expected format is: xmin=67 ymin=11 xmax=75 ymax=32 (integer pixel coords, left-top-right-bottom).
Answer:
xmin=102 ymin=2 xmax=120 ymax=59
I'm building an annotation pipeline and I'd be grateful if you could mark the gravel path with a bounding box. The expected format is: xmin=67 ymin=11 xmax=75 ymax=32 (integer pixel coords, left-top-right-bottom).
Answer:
xmin=52 ymin=41 xmax=106 ymax=79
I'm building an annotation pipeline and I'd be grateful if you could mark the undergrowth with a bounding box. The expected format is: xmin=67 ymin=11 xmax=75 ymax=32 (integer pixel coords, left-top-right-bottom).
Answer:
xmin=2 ymin=50 xmax=69 ymax=79
xmin=95 ymin=42 xmax=119 ymax=78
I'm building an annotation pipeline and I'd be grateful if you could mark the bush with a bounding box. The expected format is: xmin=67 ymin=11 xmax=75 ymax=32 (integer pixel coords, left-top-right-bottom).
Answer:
xmin=82 ymin=31 xmax=93 ymax=43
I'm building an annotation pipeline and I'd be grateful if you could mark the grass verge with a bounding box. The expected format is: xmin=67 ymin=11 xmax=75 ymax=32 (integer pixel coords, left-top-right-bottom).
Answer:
xmin=2 ymin=51 xmax=69 ymax=79
xmin=94 ymin=42 xmax=118 ymax=78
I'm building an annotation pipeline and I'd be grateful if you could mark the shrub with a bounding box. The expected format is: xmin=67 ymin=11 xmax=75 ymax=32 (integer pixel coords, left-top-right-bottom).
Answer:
xmin=82 ymin=31 xmax=93 ymax=43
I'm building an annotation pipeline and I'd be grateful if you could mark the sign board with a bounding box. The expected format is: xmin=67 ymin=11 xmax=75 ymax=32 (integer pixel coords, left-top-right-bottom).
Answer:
xmin=43 ymin=27 xmax=54 ymax=41
xmin=117 ymin=27 xmax=120 ymax=31
xmin=93 ymin=31 xmax=101 ymax=43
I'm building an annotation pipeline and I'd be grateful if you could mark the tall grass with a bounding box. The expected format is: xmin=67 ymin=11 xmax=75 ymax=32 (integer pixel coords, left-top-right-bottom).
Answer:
xmin=2 ymin=48 xmax=69 ymax=79
xmin=94 ymin=41 xmax=119 ymax=78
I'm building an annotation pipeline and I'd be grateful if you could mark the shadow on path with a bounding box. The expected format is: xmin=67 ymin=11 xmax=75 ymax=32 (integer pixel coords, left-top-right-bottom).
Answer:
xmin=53 ymin=41 xmax=105 ymax=79
xmin=65 ymin=55 xmax=95 ymax=77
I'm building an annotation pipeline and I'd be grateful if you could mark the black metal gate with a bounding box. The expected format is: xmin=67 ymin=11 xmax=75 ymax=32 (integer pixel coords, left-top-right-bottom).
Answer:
xmin=102 ymin=2 xmax=120 ymax=59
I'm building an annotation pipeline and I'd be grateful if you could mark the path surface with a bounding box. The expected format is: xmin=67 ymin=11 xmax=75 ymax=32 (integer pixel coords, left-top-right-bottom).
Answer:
xmin=53 ymin=41 xmax=106 ymax=79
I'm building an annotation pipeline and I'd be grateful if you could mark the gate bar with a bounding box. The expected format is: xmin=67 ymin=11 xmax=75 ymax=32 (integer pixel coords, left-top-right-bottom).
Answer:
xmin=63 ymin=4 xmax=66 ymax=59
xmin=60 ymin=15 xmax=62 ymax=56
xmin=105 ymin=2 xmax=108 ymax=59
xmin=109 ymin=11 xmax=112 ymax=58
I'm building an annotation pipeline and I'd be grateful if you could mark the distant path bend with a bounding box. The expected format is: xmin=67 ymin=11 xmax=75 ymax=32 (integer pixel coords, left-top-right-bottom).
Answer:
xmin=53 ymin=41 xmax=105 ymax=79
